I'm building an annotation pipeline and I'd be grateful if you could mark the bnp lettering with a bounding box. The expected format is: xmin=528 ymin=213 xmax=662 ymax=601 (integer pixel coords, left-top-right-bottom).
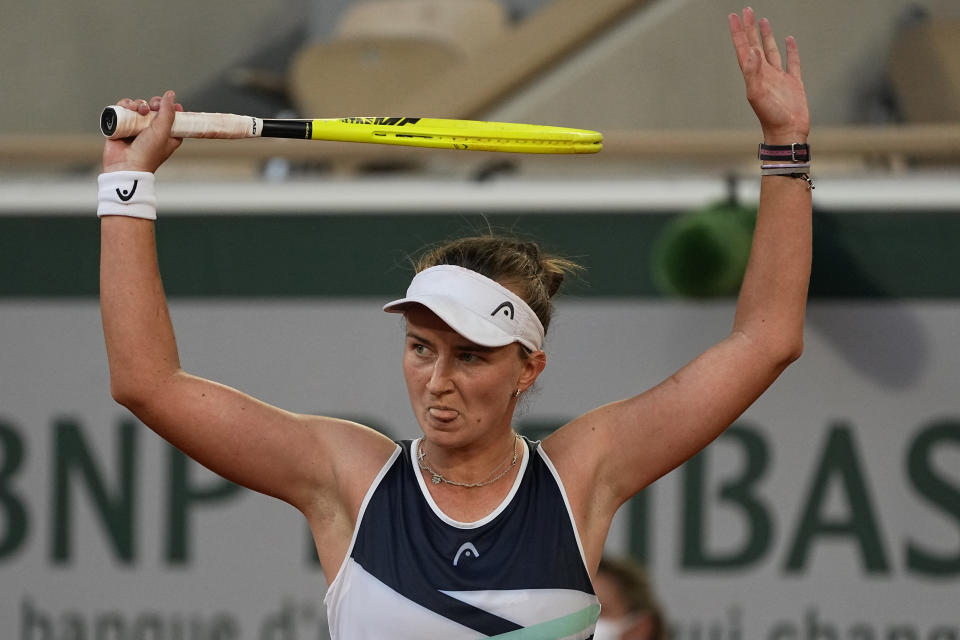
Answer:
xmin=0 ymin=417 xmax=246 ymax=564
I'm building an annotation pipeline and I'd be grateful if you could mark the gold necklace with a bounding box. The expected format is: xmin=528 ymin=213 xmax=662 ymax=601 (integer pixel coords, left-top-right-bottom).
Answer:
xmin=417 ymin=434 xmax=521 ymax=488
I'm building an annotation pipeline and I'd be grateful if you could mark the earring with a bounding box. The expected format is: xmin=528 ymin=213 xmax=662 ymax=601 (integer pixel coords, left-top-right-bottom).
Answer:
xmin=512 ymin=388 xmax=521 ymax=399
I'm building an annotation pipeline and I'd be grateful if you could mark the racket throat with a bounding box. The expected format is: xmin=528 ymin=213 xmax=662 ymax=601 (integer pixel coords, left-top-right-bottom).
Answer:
xmin=261 ymin=119 xmax=313 ymax=139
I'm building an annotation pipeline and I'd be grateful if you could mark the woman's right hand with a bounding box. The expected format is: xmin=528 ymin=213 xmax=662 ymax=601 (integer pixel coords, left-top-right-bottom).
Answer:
xmin=102 ymin=90 xmax=184 ymax=174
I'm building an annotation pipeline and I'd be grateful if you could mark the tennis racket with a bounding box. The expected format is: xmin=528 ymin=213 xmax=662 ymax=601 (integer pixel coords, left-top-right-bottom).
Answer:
xmin=99 ymin=106 xmax=602 ymax=154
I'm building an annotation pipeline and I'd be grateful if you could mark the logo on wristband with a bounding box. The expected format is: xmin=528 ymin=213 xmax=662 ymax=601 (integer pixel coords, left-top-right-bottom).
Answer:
xmin=116 ymin=181 xmax=139 ymax=202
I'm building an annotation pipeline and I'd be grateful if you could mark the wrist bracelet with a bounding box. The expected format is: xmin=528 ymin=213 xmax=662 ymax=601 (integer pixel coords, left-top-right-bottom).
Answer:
xmin=761 ymin=162 xmax=811 ymax=175
xmin=97 ymin=171 xmax=157 ymax=220
xmin=760 ymin=161 xmax=814 ymax=189
xmin=761 ymin=169 xmax=814 ymax=190
xmin=758 ymin=142 xmax=810 ymax=162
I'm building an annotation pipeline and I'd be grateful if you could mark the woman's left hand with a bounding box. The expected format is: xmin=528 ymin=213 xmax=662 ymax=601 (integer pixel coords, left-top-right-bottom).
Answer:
xmin=729 ymin=7 xmax=809 ymax=145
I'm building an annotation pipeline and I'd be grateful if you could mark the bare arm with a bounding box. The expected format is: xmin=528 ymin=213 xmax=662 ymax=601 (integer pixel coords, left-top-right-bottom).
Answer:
xmin=99 ymin=93 xmax=394 ymax=521
xmin=545 ymin=8 xmax=812 ymax=560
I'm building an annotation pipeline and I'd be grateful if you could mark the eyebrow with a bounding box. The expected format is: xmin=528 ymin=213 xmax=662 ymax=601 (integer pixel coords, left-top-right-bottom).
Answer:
xmin=405 ymin=331 xmax=496 ymax=353
xmin=457 ymin=344 xmax=497 ymax=353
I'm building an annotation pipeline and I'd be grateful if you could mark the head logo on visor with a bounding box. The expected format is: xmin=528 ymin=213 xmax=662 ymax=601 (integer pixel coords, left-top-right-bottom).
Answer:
xmin=383 ymin=265 xmax=545 ymax=351
xmin=491 ymin=301 xmax=515 ymax=320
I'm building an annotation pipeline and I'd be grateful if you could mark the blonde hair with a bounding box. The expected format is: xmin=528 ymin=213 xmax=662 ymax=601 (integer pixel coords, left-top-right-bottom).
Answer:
xmin=413 ymin=234 xmax=582 ymax=335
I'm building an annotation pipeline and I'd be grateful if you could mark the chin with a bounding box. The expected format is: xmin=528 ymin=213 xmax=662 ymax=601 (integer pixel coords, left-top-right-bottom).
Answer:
xmin=420 ymin=422 xmax=476 ymax=450
xmin=421 ymin=421 xmax=461 ymax=439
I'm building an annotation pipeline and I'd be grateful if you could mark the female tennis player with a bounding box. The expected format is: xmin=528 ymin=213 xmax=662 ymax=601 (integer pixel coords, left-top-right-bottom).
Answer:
xmin=98 ymin=9 xmax=810 ymax=638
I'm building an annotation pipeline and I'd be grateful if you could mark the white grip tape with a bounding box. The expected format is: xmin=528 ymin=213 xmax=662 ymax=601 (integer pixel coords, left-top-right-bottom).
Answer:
xmin=104 ymin=107 xmax=260 ymax=139
xmin=97 ymin=172 xmax=157 ymax=220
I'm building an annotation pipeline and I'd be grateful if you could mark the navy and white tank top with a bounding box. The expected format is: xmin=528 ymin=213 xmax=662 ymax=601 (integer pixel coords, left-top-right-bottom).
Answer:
xmin=324 ymin=436 xmax=599 ymax=639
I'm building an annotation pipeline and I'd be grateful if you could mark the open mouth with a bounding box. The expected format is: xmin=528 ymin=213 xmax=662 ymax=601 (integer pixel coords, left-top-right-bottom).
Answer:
xmin=428 ymin=407 xmax=460 ymax=421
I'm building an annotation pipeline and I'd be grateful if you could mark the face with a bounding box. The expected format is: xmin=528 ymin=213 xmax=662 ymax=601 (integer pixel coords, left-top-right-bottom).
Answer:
xmin=402 ymin=305 xmax=545 ymax=450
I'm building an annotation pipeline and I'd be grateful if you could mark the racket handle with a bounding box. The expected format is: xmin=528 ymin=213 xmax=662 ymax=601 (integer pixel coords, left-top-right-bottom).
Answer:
xmin=100 ymin=106 xmax=261 ymax=139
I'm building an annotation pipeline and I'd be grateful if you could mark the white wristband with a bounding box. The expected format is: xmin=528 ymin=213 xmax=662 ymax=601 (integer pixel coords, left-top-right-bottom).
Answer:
xmin=97 ymin=171 xmax=157 ymax=220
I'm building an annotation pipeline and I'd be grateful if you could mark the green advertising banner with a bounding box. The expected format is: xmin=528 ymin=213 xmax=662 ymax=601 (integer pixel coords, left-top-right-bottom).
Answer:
xmin=2 ymin=199 xmax=958 ymax=639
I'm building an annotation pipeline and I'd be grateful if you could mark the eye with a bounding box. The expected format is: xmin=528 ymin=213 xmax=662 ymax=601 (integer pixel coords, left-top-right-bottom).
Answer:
xmin=410 ymin=343 xmax=428 ymax=355
xmin=458 ymin=352 xmax=481 ymax=363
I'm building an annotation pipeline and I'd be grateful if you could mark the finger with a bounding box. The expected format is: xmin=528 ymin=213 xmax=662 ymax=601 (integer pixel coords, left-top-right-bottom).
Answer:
xmin=741 ymin=7 xmax=762 ymax=54
xmin=135 ymin=99 xmax=150 ymax=115
xmin=117 ymin=98 xmax=145 ymax=114
xmin=728 ymin=12 xmax=753 ymax=72
xmin=785 ymin=35 xmax=803 ymax=80
xmin=152 ymin=90 xmax=178 ymax=138
xmin=163 ymin=92 xmax=185 ymax=154
xmin=759 ymin=17 xmax=782 ymax=69
xmin=154 ymin=91 xmax=175 ymax=123
xmin=149 ymin=95 xmax=163 ymax=111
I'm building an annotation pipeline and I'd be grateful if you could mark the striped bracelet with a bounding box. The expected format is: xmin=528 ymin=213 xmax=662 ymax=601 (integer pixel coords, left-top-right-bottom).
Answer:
xmin=760 ymin=163 xmax=814 ymax=190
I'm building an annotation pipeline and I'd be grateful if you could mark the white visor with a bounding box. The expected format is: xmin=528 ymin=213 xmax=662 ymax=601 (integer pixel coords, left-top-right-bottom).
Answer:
xmin=383 ymin=265 xmax=545 ymax=351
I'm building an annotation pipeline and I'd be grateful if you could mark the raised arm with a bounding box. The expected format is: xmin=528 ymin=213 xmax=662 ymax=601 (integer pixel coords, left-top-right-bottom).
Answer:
xmin=546 ymin=8 xmax=812 ymax=565
xmin=728 ymin=6 xmax=810 ymax=366
xmin=98 ymin=93 xmax=395 ymax=551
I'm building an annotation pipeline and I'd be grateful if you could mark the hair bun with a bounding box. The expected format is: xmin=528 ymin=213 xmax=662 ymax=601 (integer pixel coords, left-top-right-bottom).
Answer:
xmin=413 ymin=234 xmax=582 ymax=334
xmin=541 ymin=264 xmax=566 ymax=298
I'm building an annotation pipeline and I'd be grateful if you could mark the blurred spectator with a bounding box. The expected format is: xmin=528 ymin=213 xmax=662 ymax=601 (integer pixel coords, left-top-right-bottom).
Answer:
xmin=593 ymin=556 xmax=668 ymax=640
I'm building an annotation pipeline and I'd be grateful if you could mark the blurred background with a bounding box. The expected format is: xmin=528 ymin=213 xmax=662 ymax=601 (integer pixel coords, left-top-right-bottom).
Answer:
xmin=2 ymin=1 xmax=959 ymax=638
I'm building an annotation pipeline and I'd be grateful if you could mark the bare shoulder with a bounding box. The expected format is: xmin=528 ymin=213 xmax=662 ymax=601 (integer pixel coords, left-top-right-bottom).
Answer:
xmin=297 ymin=415 xmax=399 ymax=578
xmin=540 ymin=413 xmax=609 ymax=498
xmin=303 ymin=415 xmax=399 ymax=513
xmin=539 ymin=393 xmax=665 ymax=517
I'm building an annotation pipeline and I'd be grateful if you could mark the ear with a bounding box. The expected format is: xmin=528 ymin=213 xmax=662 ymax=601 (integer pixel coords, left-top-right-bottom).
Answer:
xmin=518 ymin=349 xmax=547 ymax=391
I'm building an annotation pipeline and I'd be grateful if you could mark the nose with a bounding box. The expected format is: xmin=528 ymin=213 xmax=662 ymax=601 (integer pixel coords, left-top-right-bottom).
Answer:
xmin=426 ymin=356 xmax=454 ymax=395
